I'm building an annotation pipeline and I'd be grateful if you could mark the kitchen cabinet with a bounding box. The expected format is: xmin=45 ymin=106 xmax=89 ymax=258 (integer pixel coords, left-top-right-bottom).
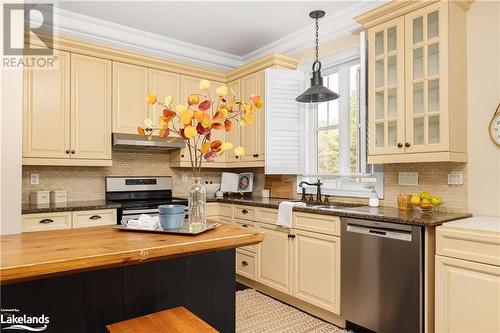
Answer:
xmin=21 ymin=212 xmax=72 ymax=232
xmin=293 ymin=229 xmax=340 ymax=314
xmin=240 ymin=71 xmax=265 ymax=163
xmin=112 ymin=62 xmax=149 ymax=134
xmin=357 ymin=0 xmax=470 ymax=163
xmin=23 ymin=51 xmax=70 ymax=159
xmin=23 ymin=51 xmax=112 ymax=166
xmin=226 ymin=80 xmax=241 ymax=163
xmin=71 ymin=54 xmax=112 ymax=160
xmin=257 ymin=223 xmax=292 ymax=294
xmin=435 ymin=221 xmax=500 ymax=333
xmin=72 ymin=209 xmax=116 ymax=228
xmin=148 ymin=69 xmax=180 ymax=121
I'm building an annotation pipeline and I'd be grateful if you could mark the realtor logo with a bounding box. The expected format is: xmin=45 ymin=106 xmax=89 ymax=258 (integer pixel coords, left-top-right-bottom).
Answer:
xmin=3 ymin=3 xmax=56 ymax=68
xmin=1 ymin=308 xmax=49 ymax=331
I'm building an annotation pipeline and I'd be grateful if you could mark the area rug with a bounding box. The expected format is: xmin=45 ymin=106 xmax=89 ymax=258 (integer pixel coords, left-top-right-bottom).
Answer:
xmin=236 ymin=289 xmax=348 ymax=333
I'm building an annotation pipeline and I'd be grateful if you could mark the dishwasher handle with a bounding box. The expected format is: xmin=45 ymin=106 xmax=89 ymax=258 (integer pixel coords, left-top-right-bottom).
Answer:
xmin=346 ymin=223 xmax=412 ymax=241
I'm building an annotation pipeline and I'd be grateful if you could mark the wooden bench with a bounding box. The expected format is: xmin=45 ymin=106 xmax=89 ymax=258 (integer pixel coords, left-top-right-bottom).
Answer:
xmin=107 ymin=306 xmax=219 ymax=333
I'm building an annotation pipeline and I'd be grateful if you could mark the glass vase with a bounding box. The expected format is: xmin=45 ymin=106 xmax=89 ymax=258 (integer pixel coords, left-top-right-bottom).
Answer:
xmin=188 ymin=177 xmax=206 ymax=231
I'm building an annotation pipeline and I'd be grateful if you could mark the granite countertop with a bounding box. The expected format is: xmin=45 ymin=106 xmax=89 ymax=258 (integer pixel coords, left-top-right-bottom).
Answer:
xmin=208 ymin=196 xmax=472 ymax=227
xmin=22 ymin=200 xmax=122 ymax=214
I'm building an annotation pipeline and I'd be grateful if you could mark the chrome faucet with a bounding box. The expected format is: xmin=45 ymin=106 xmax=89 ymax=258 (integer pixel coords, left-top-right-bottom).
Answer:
xmin=299 ymin=179 xmax=323 ymax=203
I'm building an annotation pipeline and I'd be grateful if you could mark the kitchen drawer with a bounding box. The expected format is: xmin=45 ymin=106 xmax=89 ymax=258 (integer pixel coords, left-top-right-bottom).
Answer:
xmin=72 ymin=209 xmax=117 ymax=228
xmin=436 ymin=226 xmax=500 ymax=267
xmin=22 ymin=212 xmax=71 ymax=232
xmin=206 ymin=203 xmax=218 ymax=217
xmin=236 ymin=249 xmax=256 ymax=280
xmin=293 ymin=212 xmax=340 ymax=236
xmin=218 ymin=203 xmax=233 ymax=218
xmin=256 ymin=207 xmax=278 ymax=225
xmin=234 ymin=205 xmax=255 ymax=221
xmin=235 ymin=219 xmax=257 ymax=252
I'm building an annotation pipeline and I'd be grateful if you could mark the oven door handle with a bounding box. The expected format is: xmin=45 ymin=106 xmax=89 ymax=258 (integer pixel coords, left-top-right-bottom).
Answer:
xmin=122 ymin=208 xmax=159 ymax=215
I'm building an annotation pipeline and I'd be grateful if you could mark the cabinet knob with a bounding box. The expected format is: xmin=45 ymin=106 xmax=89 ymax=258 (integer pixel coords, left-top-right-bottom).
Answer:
xmin=181 ymin=154 xmax=185 ymax=158
xmin=287 ymin=234 xmax=296 ymax=239
xmin=89 ymin=215 xmax=102 ymax=220
xmin=405 ymin=142 xmax=411 ymax=147
xmin=242 ymin=209 xmax=248 ymax=214
xmin=39 ymin=219 xmax=54 ymax=224
xmin=253 ymin=154 xmax=259 ymax=158
xmin=65 ymin=149 xmax=70 ymax=154
xmin=241 ymin=261 xmax=248 ymax=267
xmin=397 ymin=143 xmax=403 ymax=148
xmin=235 ymin=156 xmax=239 ymax=159
xmin=242 ymin=224 xmax=248 ymax=228
xmin=71 ymin=150 xmax=75 ymax=154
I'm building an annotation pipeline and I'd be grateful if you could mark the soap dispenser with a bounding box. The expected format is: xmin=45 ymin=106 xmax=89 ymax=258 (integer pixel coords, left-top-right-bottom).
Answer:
xmin=368 ymin=189 xmax=379 ymax=207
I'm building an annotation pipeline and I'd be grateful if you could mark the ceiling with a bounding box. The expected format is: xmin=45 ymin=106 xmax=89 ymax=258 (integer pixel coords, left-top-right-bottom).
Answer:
xmin=56 ymin=1 xmax=368 ymax=57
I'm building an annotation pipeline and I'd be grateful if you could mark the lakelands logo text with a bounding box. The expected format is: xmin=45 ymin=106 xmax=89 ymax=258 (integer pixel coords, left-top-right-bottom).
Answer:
xmin=1 ymin=309 xmax=49 ymax=331
xmin=3 ymin=3 xmax=56 ymax=69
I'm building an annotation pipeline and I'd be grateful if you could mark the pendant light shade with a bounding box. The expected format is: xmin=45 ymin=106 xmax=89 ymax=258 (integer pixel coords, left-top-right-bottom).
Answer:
xmin=296 ymin=10 xmax=339 ymax=104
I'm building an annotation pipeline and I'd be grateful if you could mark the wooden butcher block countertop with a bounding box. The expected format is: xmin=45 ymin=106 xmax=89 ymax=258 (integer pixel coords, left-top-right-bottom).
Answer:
xmin=0 ymin=222 xmax=264 ymax=284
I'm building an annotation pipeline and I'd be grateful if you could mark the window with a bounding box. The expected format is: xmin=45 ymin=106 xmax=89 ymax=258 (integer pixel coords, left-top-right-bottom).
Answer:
xmin=298 ymin=42 xmax=384 ymax=198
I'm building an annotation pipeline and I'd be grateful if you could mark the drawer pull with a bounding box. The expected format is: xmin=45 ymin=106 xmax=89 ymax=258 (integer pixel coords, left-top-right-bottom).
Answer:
xmin=287 ymin=234 xmax=296 ymax=239
xmin=241 ymin=261 xmax=248 ymax=267
xmin=39 ymin=219 xmax=54 ymax=224
xmin=89 ymin=215 xmax=102 ymax=220
xmin=253 ymin=154 xmax=259 ymax=158
xmin=242 ymin=224 xmax=248 ymax=228
xmin=242 ymin=209 xmax=248 ymax=214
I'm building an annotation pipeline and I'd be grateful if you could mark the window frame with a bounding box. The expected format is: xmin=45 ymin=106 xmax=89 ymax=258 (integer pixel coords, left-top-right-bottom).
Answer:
xmin=297 ymin=38 xmax=384 ymax=199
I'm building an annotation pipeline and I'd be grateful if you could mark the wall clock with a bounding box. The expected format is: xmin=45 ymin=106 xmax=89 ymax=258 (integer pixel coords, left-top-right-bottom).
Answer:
xmin=489 ymin=103 xmax=500 ymax=147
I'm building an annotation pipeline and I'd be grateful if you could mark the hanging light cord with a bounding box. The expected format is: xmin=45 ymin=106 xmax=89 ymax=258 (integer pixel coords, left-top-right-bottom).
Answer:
xmin=315 ymin=16 xmax=320 ymax=63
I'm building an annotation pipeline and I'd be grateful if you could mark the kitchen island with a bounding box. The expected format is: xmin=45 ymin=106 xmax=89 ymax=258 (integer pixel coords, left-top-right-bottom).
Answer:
xmin=0 ymin=222 xmax=264 ymax=333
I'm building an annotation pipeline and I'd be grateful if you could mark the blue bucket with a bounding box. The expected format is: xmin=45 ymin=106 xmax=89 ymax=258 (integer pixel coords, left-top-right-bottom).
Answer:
xmin=158 ymin=205 xmax=185 ymax=229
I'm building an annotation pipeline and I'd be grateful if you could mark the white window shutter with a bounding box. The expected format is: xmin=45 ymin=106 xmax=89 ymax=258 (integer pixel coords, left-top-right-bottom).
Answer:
xmin=265 ymin=69 xmax=304 ymax=174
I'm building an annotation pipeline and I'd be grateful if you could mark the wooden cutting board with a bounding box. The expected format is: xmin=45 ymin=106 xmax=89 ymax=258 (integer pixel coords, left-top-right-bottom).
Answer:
xmin=270 ymin=180 xmax=293 ymax=199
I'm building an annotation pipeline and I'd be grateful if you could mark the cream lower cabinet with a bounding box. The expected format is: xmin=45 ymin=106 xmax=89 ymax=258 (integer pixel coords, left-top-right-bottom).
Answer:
xmin=23 ymin=51 xmax=112 ymax=166
xmin=22 ymin=209 xmax=117 ymax=232
xmin=257 ymin=223 xmax=293 ymax=294
xmin=293 ymin=229 xmax=340 ymax=314
xmin=435 ymin=256 xmax=500 ymax=333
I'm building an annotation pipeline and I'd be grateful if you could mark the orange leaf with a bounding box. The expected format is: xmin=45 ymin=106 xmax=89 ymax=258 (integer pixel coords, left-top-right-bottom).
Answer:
xmin=211 ymin=123 xmax=224 ymax=131
xmin=224 ymin=119 xmax=232 ymax=132
xmin=159 ymin=127 xmax=170 ymax=139
xmin=213 ymin=111 xmax=224 ymax=122
xmin=137 ymin=127 xmax=145 ymax=136
xmin=210 ymin=140 xmax=222 ymax=150
xmin=200 ymin=142 xmax=211 ymax=154
xmin=163 ymin=109 xmax=176 ymax=122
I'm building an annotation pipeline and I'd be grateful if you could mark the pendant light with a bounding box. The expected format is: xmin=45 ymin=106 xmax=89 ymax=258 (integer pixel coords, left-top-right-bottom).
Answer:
xmin=296 ymin=10 xmax=340 ymax=103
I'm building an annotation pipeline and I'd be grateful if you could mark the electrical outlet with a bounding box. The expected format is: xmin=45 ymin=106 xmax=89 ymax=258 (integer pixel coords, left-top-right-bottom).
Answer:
xmin=448 ymin=171 xmax=464 ymax=185
xmin=182 ymin=174 xmax=188 ymax=183
xmin=30 ymin=173 xmax=39 ymax=185
xmin=398 ymin=172 xmax=419 ymax=186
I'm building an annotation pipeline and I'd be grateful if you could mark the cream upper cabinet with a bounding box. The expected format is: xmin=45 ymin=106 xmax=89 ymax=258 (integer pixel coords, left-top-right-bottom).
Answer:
xmin=359 ymin=0 xmax=469 ymax=163
xmin=435 ymin=256 xmax=500 ymax=333
xmin=292 ymin=229 xmax=340 ymax=314
xmin=23 ymin=51 xmax=71 ymax=159
xmin=71 ymin=54 xmax=112 ymax=160
xmin=240 ymin=71 xmax=265 ymax=163
xmin=148 ymin=69 xmax=180 ymax=121
xmin=226 ymin=80 xmax=241 ymax=163
xmin=257 ymin=223 xmax=292 ymax=294
xmin=112 ymin=62 xmax=149 ymax=134
xmin=368 ymin=17 xmax=405 ymax=155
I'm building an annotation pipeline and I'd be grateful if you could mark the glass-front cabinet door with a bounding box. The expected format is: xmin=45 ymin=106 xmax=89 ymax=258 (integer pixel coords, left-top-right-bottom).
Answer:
xmin=404 ymin=3 xmax=448 ymax=153
xmin=368 ymin=17 xmax=405 ymax=155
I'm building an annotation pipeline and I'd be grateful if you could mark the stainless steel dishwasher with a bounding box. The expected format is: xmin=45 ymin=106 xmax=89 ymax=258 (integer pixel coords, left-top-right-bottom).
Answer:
xmin=341 ymin=218 xmax=423 ymax=333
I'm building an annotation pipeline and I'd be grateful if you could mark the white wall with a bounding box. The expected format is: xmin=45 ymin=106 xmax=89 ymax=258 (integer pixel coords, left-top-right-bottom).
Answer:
xmin=467 ymin=0 xmax=500 ymax=217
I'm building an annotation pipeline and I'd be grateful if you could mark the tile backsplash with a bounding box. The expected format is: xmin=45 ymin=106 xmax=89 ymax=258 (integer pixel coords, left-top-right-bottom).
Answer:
xmin=22 ymin=151 xmax=265 ymax=203
xmin=23 ymin=152 xmax=469 ymax=213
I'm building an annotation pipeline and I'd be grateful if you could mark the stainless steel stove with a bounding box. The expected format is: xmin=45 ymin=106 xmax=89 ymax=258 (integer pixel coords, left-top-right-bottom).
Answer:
xmin=105 ymin=176 xmax=188 ymax=224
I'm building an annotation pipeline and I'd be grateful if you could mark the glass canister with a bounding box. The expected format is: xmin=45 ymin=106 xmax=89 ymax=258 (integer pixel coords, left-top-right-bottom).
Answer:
xmin=188 ymin=177 xmax=206 ymax=231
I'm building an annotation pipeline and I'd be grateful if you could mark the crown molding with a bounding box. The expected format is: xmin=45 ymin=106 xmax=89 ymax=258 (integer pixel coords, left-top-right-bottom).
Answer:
xmin=45 ymin=7 xmax=243 ymax=72
xmin=32 ymin=3 xmax=381 ymax=72
xmin=242 ymin=1 xmax=383 ymax=63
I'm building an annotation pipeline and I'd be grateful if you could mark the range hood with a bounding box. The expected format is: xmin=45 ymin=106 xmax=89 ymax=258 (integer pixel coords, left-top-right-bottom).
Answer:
xmin=112 ymin=133 xmax=185 ymax=152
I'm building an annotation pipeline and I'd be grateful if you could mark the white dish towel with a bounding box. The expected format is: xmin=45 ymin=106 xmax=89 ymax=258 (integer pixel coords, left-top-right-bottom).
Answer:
xmin=276 ymin=201 xmax=306 ymax=228
xmin=124 ymin=214 xmax=160 ymax=230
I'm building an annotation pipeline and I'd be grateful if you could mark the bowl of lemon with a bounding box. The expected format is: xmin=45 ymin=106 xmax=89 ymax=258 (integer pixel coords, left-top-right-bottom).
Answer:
xmin=410 ymin=192 xmax=443 ymax=213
